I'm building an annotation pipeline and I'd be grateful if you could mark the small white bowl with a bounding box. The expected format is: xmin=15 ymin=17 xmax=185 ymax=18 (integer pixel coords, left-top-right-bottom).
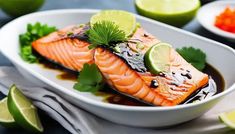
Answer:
xmin=197 ymin=0 xmax=235 ymax=41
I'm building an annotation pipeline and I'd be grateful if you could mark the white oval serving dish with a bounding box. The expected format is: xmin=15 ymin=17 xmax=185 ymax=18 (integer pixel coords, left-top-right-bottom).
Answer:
xmin=0 ymin=9 xmax=235 ymax=127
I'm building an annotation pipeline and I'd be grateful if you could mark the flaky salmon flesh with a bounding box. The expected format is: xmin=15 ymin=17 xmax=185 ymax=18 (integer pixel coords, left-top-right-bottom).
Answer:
xmin=32 ymin=25 xmax=209 ymax=106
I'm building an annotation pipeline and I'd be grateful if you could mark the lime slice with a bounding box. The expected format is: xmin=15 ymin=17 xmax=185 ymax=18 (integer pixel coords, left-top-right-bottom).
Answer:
xmin=7 ymin=85 xmax=43 ymax=133
xmin=90 ymin=10 xmax=136 ymax=36
xmin=135 ymin=0 xmax=200 ymax=27
xmin=219 ymin=110 xmax=235 ymax=129
xmin=145 ymin=42 xmax=172 ymax=74
xmin=0 ymin=98 xmax=17 ymax=128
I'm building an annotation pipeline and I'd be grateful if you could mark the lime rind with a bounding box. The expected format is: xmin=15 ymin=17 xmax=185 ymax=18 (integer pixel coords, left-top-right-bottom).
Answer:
xmin=8 ymin=85 xmax=43 ymax=133
xmin=90 ymin=10 xmax=136 ymax=36
xmin=145 ymin=42 xmax=172 ymax=74
xmin=219 ymin=112 xmax=235 ymax=129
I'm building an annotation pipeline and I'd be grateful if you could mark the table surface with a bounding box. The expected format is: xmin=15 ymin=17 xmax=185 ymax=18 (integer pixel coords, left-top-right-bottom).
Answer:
xmin=0 ymin=0 xmax=234 ymax=133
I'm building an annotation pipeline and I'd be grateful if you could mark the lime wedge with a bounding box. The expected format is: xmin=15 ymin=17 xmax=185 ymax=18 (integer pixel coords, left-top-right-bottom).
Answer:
xmin=219 ymin=110 xmax=235 ymax=129
xmin=90 ymin=10 xmax=136 ymax=36
xmin=135 ymin=0 xmax=200 ymax=27
xmin=145 ymin=42 xmax=172 ymax=74
xmin=7 ymin=85 xmax=43 ymax=133
xmin=0 ymin=98 xmax=17 ymax=128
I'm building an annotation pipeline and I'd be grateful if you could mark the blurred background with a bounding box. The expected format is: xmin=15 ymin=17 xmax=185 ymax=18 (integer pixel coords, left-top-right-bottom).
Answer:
xmin=0 ymin=0 xmax=216 ymax=24
xmin=1 ymin=0 xmax=234 ymax=134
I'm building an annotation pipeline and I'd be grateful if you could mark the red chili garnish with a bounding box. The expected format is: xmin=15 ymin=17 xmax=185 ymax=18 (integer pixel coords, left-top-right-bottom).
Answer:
xmin=214 ymin=7 xmax=235 ymax=34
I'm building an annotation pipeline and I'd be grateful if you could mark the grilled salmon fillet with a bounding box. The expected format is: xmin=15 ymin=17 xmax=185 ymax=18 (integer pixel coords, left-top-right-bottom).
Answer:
xmin=94 ymin=48 xmax=208 ymax=106
xmin=32 ymin=25 xmax=94 ymax=71
xmin=32 ymin=25 xmax=209 ymax=106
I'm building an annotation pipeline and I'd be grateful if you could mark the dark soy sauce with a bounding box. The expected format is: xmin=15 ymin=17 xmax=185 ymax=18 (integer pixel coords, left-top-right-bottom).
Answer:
xmin=57 ymin=73 xmax=77 ymax=82
xmin=38 ymin=59 xmax=78 ymax=82
xmin=204 ymin=64 xmax=225 ymax=94
xmin=39 ymin=59 xmax=225 ymax=106
xmin=94 ymin=89 xmax=148 ymax=106
xmin=105 ymin=94 xmax=148 ymax=106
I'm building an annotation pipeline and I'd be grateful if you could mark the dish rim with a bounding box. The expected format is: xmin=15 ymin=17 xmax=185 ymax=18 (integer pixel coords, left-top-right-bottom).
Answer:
xmin=197 ymin=0 xmax=235 ymax=39
xmin=0 ymin=9 xmax=235 ymax=111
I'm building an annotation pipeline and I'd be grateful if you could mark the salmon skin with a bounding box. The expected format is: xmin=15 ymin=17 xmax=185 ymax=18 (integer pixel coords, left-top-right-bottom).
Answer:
xmin=32 ymin=25 xmax=209 ymax=106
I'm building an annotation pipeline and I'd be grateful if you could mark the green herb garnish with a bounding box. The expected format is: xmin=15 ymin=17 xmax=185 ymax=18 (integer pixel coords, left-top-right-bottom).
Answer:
xmin=73 ymin=63 xmax=104 ymax=92
xmin=87 ymin=21 xmax=127 ymax=49
xmin=19 ymin=22 xmax=57 ymax=63
xmin=176 ymin=47 xmax=206 ymax=71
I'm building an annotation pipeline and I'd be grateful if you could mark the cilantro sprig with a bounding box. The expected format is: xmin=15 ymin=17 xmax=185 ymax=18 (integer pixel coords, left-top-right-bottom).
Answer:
xmin=87 ymin=21 xmax=127 ymax=49
xmin=73 ymin=64 xmax=104 ymax=92
xmin=176 ymin=47 xmax=206 ymax=71
xmin=19 ymin=22 xmax=57 ymax=63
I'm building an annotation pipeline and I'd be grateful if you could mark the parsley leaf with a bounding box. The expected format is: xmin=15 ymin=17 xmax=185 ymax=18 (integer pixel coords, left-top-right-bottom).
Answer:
xmin=19 ymin=22 xmax=57 ymax=63
xmin=73 ymin=63 xmax=104 ymax=92
xmin=87 ymin=21 xmax=127 ymax=49
xmin=176 ymin=47 xmax=206 ymax=71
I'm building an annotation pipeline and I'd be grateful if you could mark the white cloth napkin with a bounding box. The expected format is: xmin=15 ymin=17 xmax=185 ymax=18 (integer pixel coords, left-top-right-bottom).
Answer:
xmin=0 ymin=66 xmax=234 ymax=134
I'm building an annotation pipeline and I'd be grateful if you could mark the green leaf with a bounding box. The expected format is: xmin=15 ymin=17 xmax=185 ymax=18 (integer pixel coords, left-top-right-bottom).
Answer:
xmin=73 ymin=83 xmax=103 ymax=93
xmin=87 ymin=21 xmax=127 ymax=48
xmin=19 ymin=22 xmax=57 ymax=63
xmin=79 ymin=64 xmax=103 ymax=85
xmin=73 ymin=63 xmax=104 ymax=92
xmin=176 ymin=47 xmax=206 ymax=71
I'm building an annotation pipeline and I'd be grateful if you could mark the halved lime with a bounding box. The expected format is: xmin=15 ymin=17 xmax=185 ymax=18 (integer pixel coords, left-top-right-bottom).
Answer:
xmin=145 ymin=42 xmax=172 ymax=74
xmin=90 ymin=10 xmax=136 ymax=36
xmin=0 ymin=98 xmax=17 ymax=128
xmin=135 ymin=0 xmax=200 ymax=27
xmin=219 ymin=110 xmax=235 ymax=129
xmin=7 ymin=85 xmax=43 ymax=133
xmin=0 ymin=0 xmax=45 ymax=17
